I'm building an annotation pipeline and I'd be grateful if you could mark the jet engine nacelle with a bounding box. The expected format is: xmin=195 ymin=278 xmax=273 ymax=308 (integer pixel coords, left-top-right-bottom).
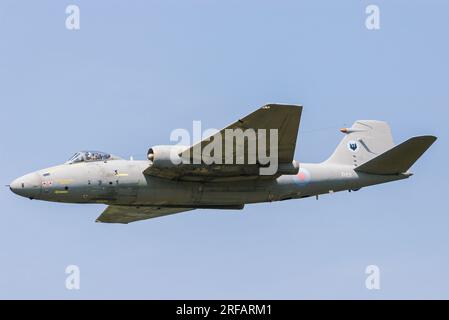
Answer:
xmin=147 ymin=145 xmax=189 ymax=168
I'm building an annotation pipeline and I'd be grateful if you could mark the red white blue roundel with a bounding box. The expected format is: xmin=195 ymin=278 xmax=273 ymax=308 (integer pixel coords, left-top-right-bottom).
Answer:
xmin=294 ymin=167 xmax=311 ymax=185
xmin=347 ymin=140 xmax=359 ymax=152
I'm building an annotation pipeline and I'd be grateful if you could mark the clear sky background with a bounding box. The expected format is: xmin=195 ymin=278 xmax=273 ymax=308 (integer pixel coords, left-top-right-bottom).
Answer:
xmin=0 ymin=0 xmax=447 ymax=299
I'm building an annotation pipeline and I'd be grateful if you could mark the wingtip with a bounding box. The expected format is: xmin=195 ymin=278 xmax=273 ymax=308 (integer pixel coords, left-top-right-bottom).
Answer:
xmin=263 ymin=103 xmax=303 ymax=109
xmin=423 ymin=135 xmax=438 ymax=144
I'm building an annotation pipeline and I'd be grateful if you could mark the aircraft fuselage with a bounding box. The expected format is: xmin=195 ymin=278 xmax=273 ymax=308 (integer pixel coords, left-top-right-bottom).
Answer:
xmin=9 ymin=160 xmax=409 ymax=206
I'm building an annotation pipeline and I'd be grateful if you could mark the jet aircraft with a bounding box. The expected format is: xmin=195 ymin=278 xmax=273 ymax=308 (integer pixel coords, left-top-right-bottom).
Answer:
xmin=9 ymin=104 xmax=436 ymax=223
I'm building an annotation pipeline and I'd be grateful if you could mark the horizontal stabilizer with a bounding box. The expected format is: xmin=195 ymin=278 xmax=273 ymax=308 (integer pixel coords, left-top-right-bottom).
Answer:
xmin=355 ymin=135 xmax=437 ymax=175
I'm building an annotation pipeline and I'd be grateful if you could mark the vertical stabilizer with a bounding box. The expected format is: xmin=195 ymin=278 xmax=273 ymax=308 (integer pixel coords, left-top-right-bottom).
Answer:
xmin=325 ymin=120 xmax=394 ymax=167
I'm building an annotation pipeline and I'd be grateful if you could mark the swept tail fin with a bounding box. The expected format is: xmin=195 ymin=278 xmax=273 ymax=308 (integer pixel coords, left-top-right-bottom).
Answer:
xmin=325 ymin=120 xmax=395 ymax=166
xmin=354 ymin=135 xmax=437 ymax=175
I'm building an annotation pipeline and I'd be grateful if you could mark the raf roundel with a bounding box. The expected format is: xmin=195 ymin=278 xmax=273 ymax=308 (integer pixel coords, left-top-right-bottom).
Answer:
xmin=347 ymin=140 xmax=359 ymax=153
xmin=294 ymin=168 xmax=311 ymax=185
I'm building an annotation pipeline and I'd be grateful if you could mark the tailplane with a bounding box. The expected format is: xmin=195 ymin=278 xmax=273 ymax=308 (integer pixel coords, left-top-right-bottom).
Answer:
xmin=325 ymin=119 xmax=437 ymax=174
xmin=354 ymin=135 xmax=437 ymax=175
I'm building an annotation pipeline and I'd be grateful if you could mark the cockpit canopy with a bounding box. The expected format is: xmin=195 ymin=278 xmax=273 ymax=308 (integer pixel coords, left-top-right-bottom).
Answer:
xmin=66 ymin=151 xmax=119 ymax=164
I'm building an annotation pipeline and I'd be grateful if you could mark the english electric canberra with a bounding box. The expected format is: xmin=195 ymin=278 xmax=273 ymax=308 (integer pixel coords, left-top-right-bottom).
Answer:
xmin=9 ymin=104 xmax=436 ymax=223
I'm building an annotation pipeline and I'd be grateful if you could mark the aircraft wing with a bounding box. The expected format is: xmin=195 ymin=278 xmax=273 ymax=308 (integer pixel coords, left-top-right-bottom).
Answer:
xmin=95 ymin=205 xmax=194 ymax=224
xmin=184 ymin=103 xmax=302 ymax=164
xmin=144 ymin=103 xmax=302 ymax=181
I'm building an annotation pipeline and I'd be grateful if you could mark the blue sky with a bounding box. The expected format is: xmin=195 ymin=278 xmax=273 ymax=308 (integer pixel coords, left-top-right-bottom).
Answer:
xmin=0 ymin=0 xmax=447 ymax=299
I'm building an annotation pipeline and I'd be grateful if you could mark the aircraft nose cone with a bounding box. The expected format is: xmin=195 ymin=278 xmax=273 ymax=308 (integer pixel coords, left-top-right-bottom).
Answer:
xmin=10 ymin=173 xmax=42 ymax=199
